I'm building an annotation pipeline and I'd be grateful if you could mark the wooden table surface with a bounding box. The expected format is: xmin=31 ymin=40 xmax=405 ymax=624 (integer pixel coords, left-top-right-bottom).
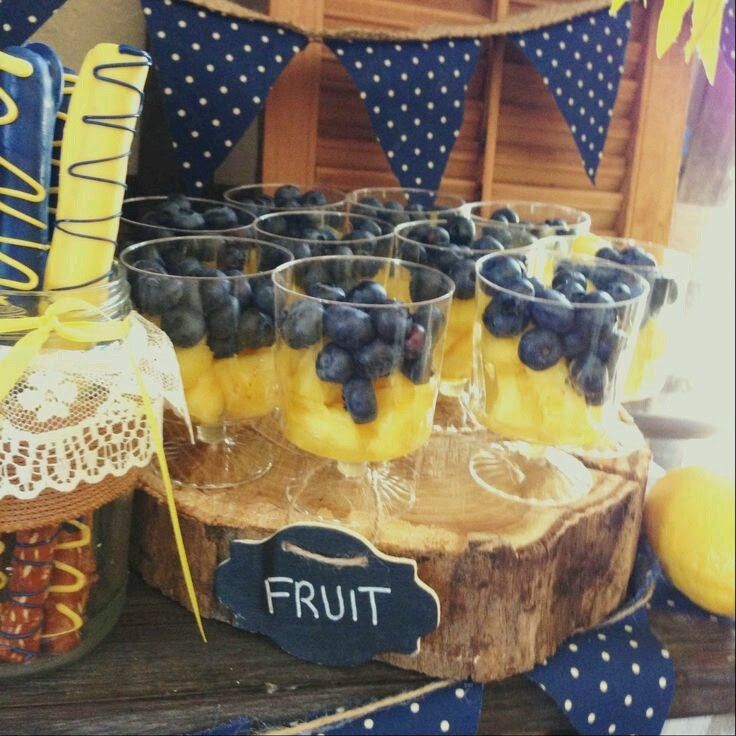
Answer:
xmin=0 ymin=573 xmax=733 ymax=735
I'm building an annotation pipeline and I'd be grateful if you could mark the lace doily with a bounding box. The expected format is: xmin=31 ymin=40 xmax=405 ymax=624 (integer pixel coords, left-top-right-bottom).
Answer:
xmin=0 ymin=313 xmax=189 ymax=500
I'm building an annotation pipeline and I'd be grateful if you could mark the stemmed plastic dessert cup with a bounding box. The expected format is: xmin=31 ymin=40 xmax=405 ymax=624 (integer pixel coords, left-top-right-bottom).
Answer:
xmin=272 ymin=254 xmax=455 ymax=535
xmin=462 ymin=200 xmax=591 ymax=247
xmin=118 ymin=195 xmax=256 ymax=253
xmin=223 ymin=182 xmax=347 ymax=216
xmin=120 ymin=235 xmax=293 ymax=489
xmin=469 ymin=246 xmax=650 ymax=508
xmin=536 ymin=232 xmax=692 ymax=402
xmin=347 ymin=186 xmax=465 ymax=233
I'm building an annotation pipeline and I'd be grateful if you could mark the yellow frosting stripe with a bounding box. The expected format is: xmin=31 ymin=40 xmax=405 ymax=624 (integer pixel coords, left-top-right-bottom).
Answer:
xmin=56 ymin=520 xmax=91 ymax=550
xmin=44 ymin=44 xmax=150 ymax=290
xmin=48 ymin=560 xmax=87 ymax=593
xmin=40 ymin=603 xmax=84 ymax=639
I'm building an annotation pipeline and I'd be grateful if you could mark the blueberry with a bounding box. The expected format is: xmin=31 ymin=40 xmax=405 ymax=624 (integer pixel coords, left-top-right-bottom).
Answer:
xmin=558 ymin=280 xmax=587 ymax=302
xmin=482 ymin=295 xmax=527 ymax=337
xmin=413 ymin=304 xmax=445 ymax=339
xmin=137 ymin=274 xmax=184 ymax=314
xmin=300 ymin=189 xmax=328 ymax=207
xmin=545 ymin=218 xmax=566 ymax=227
xmin=530 ymin=289 xmax=575 ymax=333
xmin=306 ymin=282 xmax=346 ymax=301
xmin=445 ymin=215 xmax=476 ymax=246
xmin=404 ymin=322 xmax=427 ymax=359
xmin=225 ymin=271 xmax=252 ymax=307
xmin=571 ymin=354 xmax=609 ymax=404
xmin=371 ymin=305 xmax=409 ymax=344
xmin=575 ymin=291 xmax=616 ymax=332
xmin=323 ymin=305 xmax=375 ymax=351
xmin=424 ymin=226 xmax=451 ymax=246
xmin=347 ymin=280 xmax=387 ymax=305
xmin=316 ymin=343 xmax=355 ymax=383
xmin=262 ymin=214 xmax=288 ymax=237
xmin=283 ymin=240 xmax=312 ymax=260
xmin=280 ymin=300 xmax=324 ymax=348
xmin=252 ymin=279 xmax=275 ymax=318
xmin=406 ymin=223 xmax=432 ymax=243
xmin=472 ymin=234 xmax=504 ymax=252
xmin=198 ymin=268 xmax=232 ymax=313
xmin=206 ymin=295 xmax=240 ymax=342
xmin=171 ymin=209 xmax=206 ymax=231
xmin=649 ymin=277 xmax=670 ymax=316
xmin=491 ymin=207 xmax=519 ymax=224
xmin=355 ymin=339 xmax=402 ymax=379
xmin=608 ymin=281 xmax=632 ymax=302
xmin=479 ymin=255 xmax=525 ymax=288
xmin=513 ymin=230 xmax=537 ymax=247
xmin=590 ymin=265 xmax=622 ymax=291
xmin=398 ymin=241 xmax=427 ymax=264
xmin=518 ymin=328 xmax=563 ymax=370
xmin=170 ymin=256 xmax=202 ymax=276
xmin=349 ymin=218 xmax=383 ymax=238
xmin=342 ymin=378 xmax=377 ymax=424
xmin=552 ymin=269 xmax=587 ymax=291
xmin=595 ymin=246 xmax=623 ymax=263
xmin=410 ymin=268 xmax=450 ymax=302
xmin=528 ymin=276 xmax=546 ymax=297
xmin=133 ymin=257 xmax=166 ymax=275
xmin=238 ymin=308 xmax=275 ymax=350
xmin=357 ymin=196 xmax=383 ymax=210
xmin=161 ymin=307 xmax=206 ymax=348
xmin=274 ymin=184 xmax=301 ymax=207
xmin=402 ymin=350 xmax=433 ymax=384
xmin=165 ymin=193 xmax=191 ymax=211
xmin=207 ymin=334 xmax=239 ymax=359
xmin=561 ymin=328 xmax=590 ymax=359
xmin=203 ymin=206 xmax=239 ymax=231
xmin=620 ymin=246 xmax=657 ymax=268
xmin=217 ymin=244 xmax=247 ymax=272
xmin=595 ymin=327 xmax=626 ymax=363
xmin=449 ymin=258 xmax=476 ymax=300
xmin=482 ymin=225 xmax=513 ymax=248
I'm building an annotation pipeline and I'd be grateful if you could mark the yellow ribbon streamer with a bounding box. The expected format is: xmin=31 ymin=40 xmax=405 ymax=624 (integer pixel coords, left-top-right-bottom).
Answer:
xmin=0 ymin=297 xmax=206 ymax=642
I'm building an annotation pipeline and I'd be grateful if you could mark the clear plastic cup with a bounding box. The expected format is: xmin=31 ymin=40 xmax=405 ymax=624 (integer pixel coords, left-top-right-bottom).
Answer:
xmin=223 ymin=182 xmax=347 ymax=217
xmin=347 ymin=187 xmax=465 ymax=233
xmin=120 ymin=236 xmax=293 ymax=488
xmin=272 ymin=254 xmax=454 ymax=532
xmin=471 ymin=246 xmax=650 ymax=452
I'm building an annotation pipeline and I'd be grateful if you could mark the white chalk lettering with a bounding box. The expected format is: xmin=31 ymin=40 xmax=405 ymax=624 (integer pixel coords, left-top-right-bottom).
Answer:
xmin=349 ymin=588 xmax=358 ymax=622
xmin=358 ymin=586 xmax=392 ymax=626
xmin=264 ymin=576 xmax=293 ymax=614
xmin=295 ymin=579 xmax=320 ymax=620
xmin=320 ymin=584 xmax=345 ymax=621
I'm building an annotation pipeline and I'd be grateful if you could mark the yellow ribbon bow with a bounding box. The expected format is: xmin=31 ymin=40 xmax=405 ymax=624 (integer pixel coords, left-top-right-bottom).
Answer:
xmin=0 ymin=297 xmax=206 ymax=641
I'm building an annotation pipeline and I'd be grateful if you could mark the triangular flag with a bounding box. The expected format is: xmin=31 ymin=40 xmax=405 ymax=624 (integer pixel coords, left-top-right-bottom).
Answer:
xmin=141 ymin=0 xmax=308 ymax=192
xmin=325 ymin=37 xmax=482 ymax=192
xmin=0 ymin=0 xmax=67 ymax=47
xmin=511 ymin=6 xmax=632 ymax=184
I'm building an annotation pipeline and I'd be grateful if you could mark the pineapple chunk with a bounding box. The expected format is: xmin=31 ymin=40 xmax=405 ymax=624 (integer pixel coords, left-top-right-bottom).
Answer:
xmin=185 ymin=373 xmax=225 ymax=426
xmin=175 ymin=341 xmax=214 ymax=390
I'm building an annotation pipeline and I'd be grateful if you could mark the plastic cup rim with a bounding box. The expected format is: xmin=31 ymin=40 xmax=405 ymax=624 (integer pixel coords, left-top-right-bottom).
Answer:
xmin=223 ymin=182 xmax=347 ymax=208
xmin=462 ymin=199 xmax=592 ymax=230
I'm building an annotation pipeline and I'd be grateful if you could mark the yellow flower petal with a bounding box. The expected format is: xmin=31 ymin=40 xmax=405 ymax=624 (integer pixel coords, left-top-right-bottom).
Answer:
xmin=685 ymin=0 xmax=728 ymax=83
xmin=656 ymin=0 xmax=694 ymax=57
xmin=610 ymin=0 xmax=631 ymax=16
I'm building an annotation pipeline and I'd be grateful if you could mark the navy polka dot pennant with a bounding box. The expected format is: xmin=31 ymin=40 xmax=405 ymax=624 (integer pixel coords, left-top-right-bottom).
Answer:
xmin=722 ymin=0 xmax=735 ymax=75
xmin=140 ymin=0 xmax=307 ymax=192
xmin=511 ymin=5 xmax=632 ymax=184
xmin=325 ymin=37 xmax=483 ymax=192
xmin=0 ymin=0 xmax=67 ymax=47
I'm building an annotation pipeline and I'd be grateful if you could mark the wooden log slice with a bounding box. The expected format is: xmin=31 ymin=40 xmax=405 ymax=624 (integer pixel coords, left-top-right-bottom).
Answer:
xmin=131 ymin=415 xmax=650 ymax=683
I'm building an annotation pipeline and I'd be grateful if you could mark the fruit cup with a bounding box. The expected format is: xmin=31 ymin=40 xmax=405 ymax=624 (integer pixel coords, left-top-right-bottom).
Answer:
xmin=347 ymin=186 xmax=465 ymax=234
xmin=223 ymin=182 xmax=347 ymax=216
xmin=546 ymin=233 xmax=692 ymax=401
xmin=253 ymin=210 xmax=395 ymax=262
xmin=118 ymin=195 xmax=256 ymax=254
xmin=272 ymin=254 xmax=454 ymax=531
xmin=462 ymin=200 xmax=591 ymax=248
xmin=120 ymin=236 xmax=293 ymax=488
xmin=471 ymin=247 xmax=650 ymax=455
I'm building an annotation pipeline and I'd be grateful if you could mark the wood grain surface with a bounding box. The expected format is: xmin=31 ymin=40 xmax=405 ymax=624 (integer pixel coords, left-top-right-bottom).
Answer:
xmin=0 ymin=573 xmax=732 ymax=735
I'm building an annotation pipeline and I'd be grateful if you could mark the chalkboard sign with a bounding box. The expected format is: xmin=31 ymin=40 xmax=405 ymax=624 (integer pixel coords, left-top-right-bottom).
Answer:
xmin=214 ymin=523 xmax=440 ymax=666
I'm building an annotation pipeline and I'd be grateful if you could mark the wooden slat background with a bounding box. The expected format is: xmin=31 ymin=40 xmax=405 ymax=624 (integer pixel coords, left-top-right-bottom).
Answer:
xmin=264 ymin=0 xmax=693 ymax=242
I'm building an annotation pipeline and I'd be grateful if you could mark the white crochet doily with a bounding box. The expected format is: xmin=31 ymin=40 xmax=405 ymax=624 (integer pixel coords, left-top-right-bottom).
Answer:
xmin=0 ymin=313 xmax=189 ymax=500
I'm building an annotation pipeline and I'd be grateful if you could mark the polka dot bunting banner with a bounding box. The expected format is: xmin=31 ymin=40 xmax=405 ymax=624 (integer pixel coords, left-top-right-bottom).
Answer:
xmin=140 ymin=0 xmax=307 ymax=192
xmin=722 ymin=0 xmax=735 ymax=75
xmin=325 ymin=37 xmax=483 ymax=193
xmin=510 ymin=5 xmax=632 ymax=184
xmin=0 ymin=0 xmax=66 ymax=47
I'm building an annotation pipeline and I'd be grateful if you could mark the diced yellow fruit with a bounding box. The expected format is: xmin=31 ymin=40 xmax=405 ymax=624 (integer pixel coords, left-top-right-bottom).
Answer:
xmin=185 ymin=373 xmax=225 ymax=426
xmin=571 ymin=233 xmax=606 ymax=257
xmin=441 ymin=297 xmax=475 ymax=382
xmin=213 ymin=347 xmax=278 ymax=420
xmin=175 ymin=341 xmax=214 ymax=390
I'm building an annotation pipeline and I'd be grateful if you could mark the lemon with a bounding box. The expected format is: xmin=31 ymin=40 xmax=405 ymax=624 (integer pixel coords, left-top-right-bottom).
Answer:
xmin=645 ymin=466 xmax=735 ymax=617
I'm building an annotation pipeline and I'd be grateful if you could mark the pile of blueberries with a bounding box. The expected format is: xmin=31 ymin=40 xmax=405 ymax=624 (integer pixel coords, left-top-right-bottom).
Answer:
xmin=480 ymin=252 xmax=646 ymax=405
xmin=278 ymin=269 xmax=445 ymax=424
xmin=350 ymin=194 xmax=451 ymax=234
xmin=126 ymin=240 xmax=289 ymax=359
xmin=258 ymin=213 xmax=389 ymax=270
xmin=231 ymin=184 xmax=335 ymax=217
xmin=484 ymin=205 xmax=577 ymax=245
xmin=595 ymin=245 xmax=678 ymax=324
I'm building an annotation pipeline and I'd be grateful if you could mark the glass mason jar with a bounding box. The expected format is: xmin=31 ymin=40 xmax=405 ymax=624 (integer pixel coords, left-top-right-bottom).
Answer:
xmin=0 ymin=268 xmax=134 ymax=678
xmin=223 ymin=182 xmax=347 ymax=217
xmin=462 ymin=200 xmax=591 ymax=247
